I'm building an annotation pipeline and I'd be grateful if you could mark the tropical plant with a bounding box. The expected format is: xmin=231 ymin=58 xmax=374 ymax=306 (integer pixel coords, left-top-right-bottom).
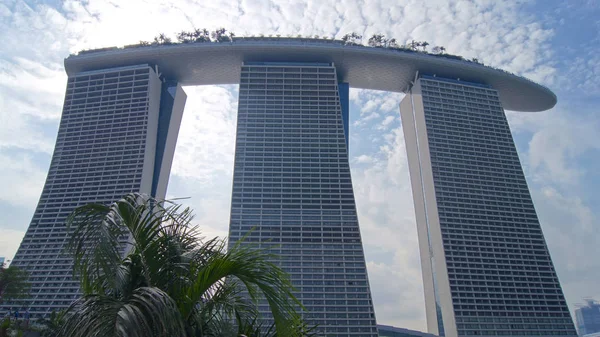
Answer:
xmin=341 ymin=33 xmax=362 ymax=45
xmin=177 ymin=31 xmax=195 ymax=43
xmin=368 ymin=34 xmax=386 ymax=47
xmin=386 ymin=38 xmax=398 ymax=48
xmin=187 ymin=28 xmax=211 ymax=43
xmin=153 ymin=33 xmax=173 ymax=45
xmin=0 ymin=263 xmax=29 ymax=304
xmin=0 ymin=318 xmax=9 ymax=337
xmin=432 ymin=45 xmax=447 ymax=54
xmin=212 ymin=28 xmax=233 ymax=42
xmin=59 ymin=193 xmax=310 ymax=337
xmin=38 ymin=311 xmax=66 ymax=337
xmin=471 ymin=57 xmax=483 ymax=64
xmin=0 ymin=317 xmax=27 ymax=337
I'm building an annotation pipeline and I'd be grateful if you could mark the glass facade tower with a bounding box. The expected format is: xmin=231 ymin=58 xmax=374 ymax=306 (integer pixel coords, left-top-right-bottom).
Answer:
xmin=228 ymin=62 xmax=378 ymax=336
xmin=576 ymin=299 xmax=600 ymax=335
xmin=4 ymin=64 xmax=186 ymax=317
xmin=401 ymin=75 xmax=577 ymax=337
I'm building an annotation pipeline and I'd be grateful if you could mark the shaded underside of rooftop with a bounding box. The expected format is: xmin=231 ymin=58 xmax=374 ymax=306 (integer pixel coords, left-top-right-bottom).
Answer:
xmin=64 ymin=39 xmax=557 ymax=112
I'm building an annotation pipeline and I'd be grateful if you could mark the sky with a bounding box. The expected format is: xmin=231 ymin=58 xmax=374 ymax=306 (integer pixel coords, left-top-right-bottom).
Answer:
xmin=0 ymin=0 xmax=599 ymax=332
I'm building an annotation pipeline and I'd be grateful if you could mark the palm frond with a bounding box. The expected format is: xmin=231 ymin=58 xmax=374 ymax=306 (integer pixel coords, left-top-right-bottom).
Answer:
xmin=61 ymin=287 xmax=184 ymax=337
xmin=65 ymin=193 xmax=313 ymax=337
xmin=182 ymin=238 xmax=304 ymax=337
xmin=66 ymin=202 xmax=126 ymax=294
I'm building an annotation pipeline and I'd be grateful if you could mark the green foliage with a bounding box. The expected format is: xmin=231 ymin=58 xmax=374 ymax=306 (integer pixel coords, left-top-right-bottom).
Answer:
xmin=368 ymin=34 xmax=386 ymax=47
xmin=0 ymin=264 xmax=29 ymax=304
xmin=341 ymin=32 xmax=362 ymax=45
xmin=38 ymin=311 xmax=66 ymax=337
xmin=60 ymin=193 xmax=311 ymax=337
xmin=118 ymin=29 xmax=485 ymax=69
xmin=0 ymin=318 xmax=26 ymax=337
xmin=152 ymin=33 xmax=172 ymax=45
xmin=211 ymin=28 xmax=233 ymax=42
xmin=1 ymin=318 xmax=9 ymax=337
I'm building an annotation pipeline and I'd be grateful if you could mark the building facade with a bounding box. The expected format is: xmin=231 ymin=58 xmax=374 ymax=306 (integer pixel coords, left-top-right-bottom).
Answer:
xmin=401 ymin=75 xmax=577 ymax=336
xmin=228 ymin=62 xmax=378 ymax=336
xmin=3 ymin=65 xmax=186 ymax=317
xmin=378 ymin=324 xmax=439 ymax=337
xmin=576 ymin=299 xmax=600 ymax=335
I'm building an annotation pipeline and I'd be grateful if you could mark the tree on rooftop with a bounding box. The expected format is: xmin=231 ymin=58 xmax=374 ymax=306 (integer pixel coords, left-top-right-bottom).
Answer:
xmin=386 ymin=38 xmax=398 ymax=48
xmin=153 ymin=33 xmax=172 ymax=45
xmin=368 ymin=34 xmax=386 ymax=47
xmin=177 ymin=31 xmax=194 ymax=43
xmin=212 ymin=28 xmax=232 ymax=42
xmin=432 ymin=46 xmax=447 ymax=54
xmin=341 ymin=33 xmax=362 ymax=45
xmin=409 ymin=40 xmax=419 ymax=51
xmin=191 ymin=28 xmax=210 ymax=43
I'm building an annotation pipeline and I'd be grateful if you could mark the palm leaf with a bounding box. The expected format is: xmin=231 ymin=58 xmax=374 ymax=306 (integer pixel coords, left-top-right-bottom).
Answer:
xmin=60 ymin=287 xmax=184 ymax=337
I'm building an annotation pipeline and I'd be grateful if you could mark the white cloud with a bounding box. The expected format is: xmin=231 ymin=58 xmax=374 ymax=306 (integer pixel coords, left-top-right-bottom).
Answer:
xmin=378 ymin=115 xmax=397 ymax=130
xmin=530 ymin=185 xmax=600 ymax=310
xmin=560 ymin=54 xmax=600 ymax=95
xmin=506 ymin=106 xmax=600 ymax=186
xmin=170 ymin=85 xmax=238 ymax=181
xmin=354 ymin=154 xmax=375 ymax=164
xmin=0 ymin=59 xmax=64 ymax=152
xmin=0 ymin=152 xmax=47 ymax=208
xmin=350 ymin=90 xmax=402 ymax=127
xmin=350 ymin=122 xmax=425 ymax=329
xmin=0 ymin=229 xmax=26 ymax=262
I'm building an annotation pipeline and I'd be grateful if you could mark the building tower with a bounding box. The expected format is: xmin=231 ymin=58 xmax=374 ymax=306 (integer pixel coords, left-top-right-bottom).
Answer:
xmin=576 ymin=299 xmax=600 ymax=335
xmin=4 ymin=65 xmax=186 ymax=317
xmin=228 ymin=62 xmax=378 ymax=336
xmin=401 ymin=75 xmax=577 ymax=337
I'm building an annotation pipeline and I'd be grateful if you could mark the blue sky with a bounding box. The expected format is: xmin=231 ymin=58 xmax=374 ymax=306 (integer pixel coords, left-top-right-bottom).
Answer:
xmin=0 ymin=0 xmax=598 ymax=331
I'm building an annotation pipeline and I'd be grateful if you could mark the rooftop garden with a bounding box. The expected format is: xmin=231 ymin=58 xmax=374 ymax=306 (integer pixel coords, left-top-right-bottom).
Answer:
xmin=76 ymin=28 xmax=485 ymax=65
xmin=74 ymin=28 xmax=549 ymax=91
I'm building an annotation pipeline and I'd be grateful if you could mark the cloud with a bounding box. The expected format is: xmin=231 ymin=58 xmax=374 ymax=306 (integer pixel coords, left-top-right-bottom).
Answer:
xmin=349 ymin=121 xmax=426 ymax=329
xmin=378 ymin=115 xmax=397 ymax=130
xmin=170 ymin=85 xmax=238 ymax=181
xmin=350 ymin=90 xmax=402 ymax=127
xmin=0 ymin=152 xmax=47 ymax=208
xmin=354 ymin=154 xmax=376 ymax=164
xmin=559 ymin=54 xmax=600 ymax=96
xmin=0 ymin=229 xmax=26 ymax=262
xmin=531 ymin=186 xmax=600 ymax=306
xmin=0 ymin=59 xmax=64 ymax=152
xmin=506 ymin=105 xmax=600 ymax=186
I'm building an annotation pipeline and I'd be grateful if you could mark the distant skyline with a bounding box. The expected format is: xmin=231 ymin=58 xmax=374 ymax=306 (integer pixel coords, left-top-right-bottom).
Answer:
xmin=0 ymin=0 xmax=598 ymax=331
